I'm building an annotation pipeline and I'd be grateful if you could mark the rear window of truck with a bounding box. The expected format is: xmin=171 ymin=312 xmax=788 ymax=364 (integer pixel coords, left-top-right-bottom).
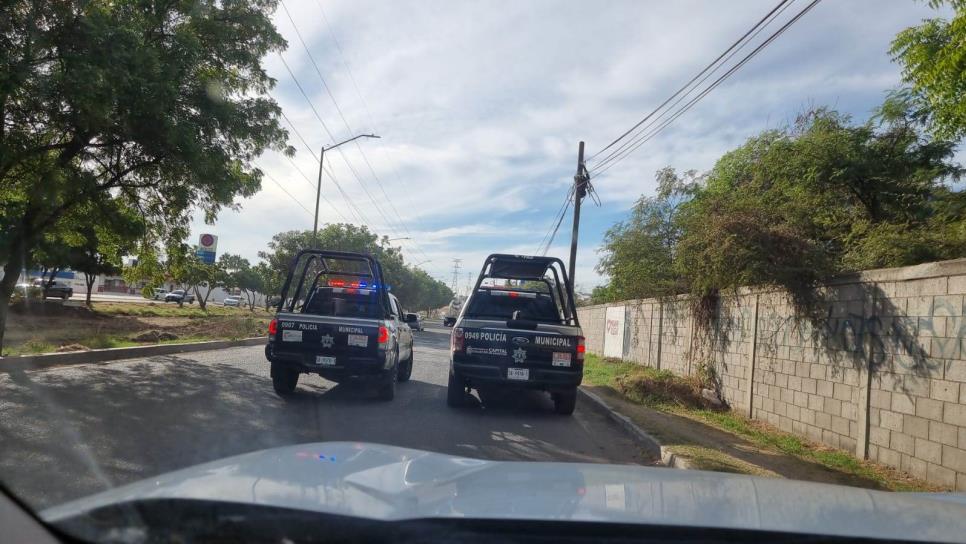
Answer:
xmin=464 ymin=289 xmax=562 ymax=323
xmin=300 ymin=287 xmax=381 ymax=319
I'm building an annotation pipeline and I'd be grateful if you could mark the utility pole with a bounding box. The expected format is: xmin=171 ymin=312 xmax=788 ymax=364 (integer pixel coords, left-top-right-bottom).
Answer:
xmin=568 ymin=141 xmax=590 ymax=292
xmin=450 ymin=259 xmax=462 ymax=296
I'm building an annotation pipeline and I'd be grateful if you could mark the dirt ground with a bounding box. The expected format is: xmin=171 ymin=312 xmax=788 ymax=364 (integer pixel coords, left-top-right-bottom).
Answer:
xmin=3 ymin=301 xmax=270 ymax=355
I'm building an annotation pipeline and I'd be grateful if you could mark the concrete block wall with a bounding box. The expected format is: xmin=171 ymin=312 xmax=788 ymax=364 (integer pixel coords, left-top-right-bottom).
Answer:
xmin=578 ymin=258 xmax=966 ymax=490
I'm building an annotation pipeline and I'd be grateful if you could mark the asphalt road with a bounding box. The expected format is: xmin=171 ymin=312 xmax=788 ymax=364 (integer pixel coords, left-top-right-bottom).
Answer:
xmin=0 ymin=322 xmax=653 ymax=510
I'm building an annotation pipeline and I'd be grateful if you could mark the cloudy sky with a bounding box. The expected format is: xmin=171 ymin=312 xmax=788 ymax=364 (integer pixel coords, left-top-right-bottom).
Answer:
xmin=190 ymin=0 xmax=955 ymax=295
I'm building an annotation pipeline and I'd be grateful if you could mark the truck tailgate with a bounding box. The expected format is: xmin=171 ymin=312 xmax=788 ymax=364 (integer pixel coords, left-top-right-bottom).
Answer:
xmin=273 ymin=314 xmax=381 ymax=363
xmin=460 ymin=323 xmax=581 ymax=370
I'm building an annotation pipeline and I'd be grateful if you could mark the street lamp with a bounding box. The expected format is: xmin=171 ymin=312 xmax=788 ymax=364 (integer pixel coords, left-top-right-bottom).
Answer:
xmin=314 ymin=133 xmax=380 ymax=244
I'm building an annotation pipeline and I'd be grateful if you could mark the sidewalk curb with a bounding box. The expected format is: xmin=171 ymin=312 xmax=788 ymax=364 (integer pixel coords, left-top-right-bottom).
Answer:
xmin=0 ymin=337 xmax=266 ymax=373
xmin=578 ymin=387 xmax=691 ymax=469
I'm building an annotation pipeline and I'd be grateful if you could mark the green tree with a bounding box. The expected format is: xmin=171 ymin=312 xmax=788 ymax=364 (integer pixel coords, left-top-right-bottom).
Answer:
xmin=891 ymin=0 xmax=966 ymax=139
xmin=0 ymin=0 xmax=288 ymax=352
xmin=253 ymin=262 xmax=282 ymax=310
xmin=258 ymin=226 xmax=453 ymax=311
xmin=595 ymin=168 xmax=699 ymax=302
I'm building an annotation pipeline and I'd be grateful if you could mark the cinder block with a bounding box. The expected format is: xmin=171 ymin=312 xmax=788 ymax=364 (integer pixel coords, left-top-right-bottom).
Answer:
xmin=878 ymin=447 xmax=901 ymax=468
xmin=902 ymin=376 xmax=931 ymax=397
xmin=801 ymin=377 xmax=817 ymax=395
xmin=831 ymin=415 xmax=850 ymax=436
xmin=903 ymin=415 xmax=930 ymax=439
xmin=946 ymin=360 xmax=966 ymax=383
xmin=933 ymin=295 xmax=964 ymax=317
xmin=931 ymin=337 xmax=961 ymax=359
xmin=901 ymin=453 xmax=928 ymax=480
xmin=930 ymin=420 xmax=959 ymax=447
xmin=916 ymin=398 xmax=944 ymax=421
xmin=833 ymin=382 xmax=852 ymax=401
xmin=810 ymin=364 xmax=826 ymax=380
xmin=824 ymin=397 xmax=842 ymax=416
xmin=800 ymin=408 xmax=816 ymax=425
xmin=949 ymin=276 xmax=966 ymax=295
xmin=880 ymin=410 xmax=904 ymax=432
xmin=794 ymin=390 xmax=808 ymax=408
xmin=907 ymin=296 xmax=935 ymax=316
xmin=817 ymin=380 xmax=834 ymax=397
xmin=944 ymin=402 xmax=966 ymax=426
xmin=942 ymin=445 xmax=966 ymax=473
xmin=805 ymin=424 xmax=823 ymax=443
xmin=931 ymin=380 xmax=960 ymax=402
xmin=959 ymin=474 xmax=966 ymax=492
xmin=870 ymin=427 xmax=891 ymax=447
xmin=891 ymin=432 xmax=916 ymax=455
xmin=815 ymin=411 xmax=832 ymax=430
xmin=915 ymin=438 xmax=943 ymax=464
xmin=871 ymin=389 xmax=891 ymax=409
xmin=788 ymin=375 xmax=803 ymax=391
xmin=926 ymin=462 xmax=957 ymax=488
xmin=920 ymin=317 xmax=946 ymax=337
xmin=892 ymin=394 xmax=917 ymax=415
xmin=961 ymin=427 xmax=966 ymax=450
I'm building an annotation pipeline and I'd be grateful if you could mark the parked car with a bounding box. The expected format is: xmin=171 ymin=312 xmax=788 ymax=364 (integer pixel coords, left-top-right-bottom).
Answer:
xmin=448 ymin=254 xmax=583 ymax=415
xmin=265 ymin=250 xmax=416 ymax=401
xmin=223 ymin=295 xmax=242 ymax=307
xmin=33 ymin=279 xmax=73 ymax=300
xmin=164 ymin=289 xmax=195 ymax=304
xmin=151 ymin=288 xmax=168 ymax=300
xmin=409 ymin=313 xmax=424 ymax=331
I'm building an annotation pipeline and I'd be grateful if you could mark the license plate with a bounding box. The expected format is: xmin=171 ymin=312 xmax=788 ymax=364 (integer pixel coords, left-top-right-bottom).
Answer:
xmin=552 ymin=352 xmax=572 ymax=367
xmin=315 ymin=355 xmax=336 ymax=366
xmin=347 ymin=334 xmax=368 ymax=348
xmin=507 ymin=368 xmax=529 ymax=381
xmin=282 ymin=330 xmax=302 ymax=342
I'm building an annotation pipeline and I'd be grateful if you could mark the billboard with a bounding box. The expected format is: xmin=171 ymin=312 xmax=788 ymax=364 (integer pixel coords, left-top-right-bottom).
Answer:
xmin=603 ymin=305 xmax=626 ymax=359
xmin=196 ymin=233 xmax=218 ymax=264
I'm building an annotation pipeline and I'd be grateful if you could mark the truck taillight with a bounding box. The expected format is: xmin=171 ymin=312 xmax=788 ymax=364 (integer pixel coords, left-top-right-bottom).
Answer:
xmin=576 ymin=336 xmax=585 ymax=363
xmin=451 ymin=327 xmax=464 ymax=353
xmin=269 ymin=319 xmax=278 ymax=337
xmin=378 ymin=325 xmax=389 ymax=345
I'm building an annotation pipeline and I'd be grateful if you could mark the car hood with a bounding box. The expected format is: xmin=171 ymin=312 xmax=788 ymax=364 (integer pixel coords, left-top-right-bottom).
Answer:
xmin=42 ymin=442 xmax=966 ymax=542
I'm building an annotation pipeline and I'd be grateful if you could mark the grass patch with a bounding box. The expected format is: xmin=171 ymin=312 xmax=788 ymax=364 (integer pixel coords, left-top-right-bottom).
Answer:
xmin=92 ymin=302 xmax=269 ymax=318
xmin=584 ymin=354 xmax=936 ymax=492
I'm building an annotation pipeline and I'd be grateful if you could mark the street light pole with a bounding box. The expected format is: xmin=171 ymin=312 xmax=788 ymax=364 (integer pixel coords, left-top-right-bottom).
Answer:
xmin=314 ymin=133 xmax=380 ymax=246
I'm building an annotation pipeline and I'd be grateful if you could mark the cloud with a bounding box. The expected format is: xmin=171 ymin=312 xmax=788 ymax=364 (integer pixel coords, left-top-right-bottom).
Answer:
xmin=191 ymin=0 xmax=952 ymax=288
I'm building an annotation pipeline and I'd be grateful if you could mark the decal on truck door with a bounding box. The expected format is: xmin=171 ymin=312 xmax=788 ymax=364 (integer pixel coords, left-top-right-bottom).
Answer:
xmin=319 ymin=334 xmax=334 ymax=348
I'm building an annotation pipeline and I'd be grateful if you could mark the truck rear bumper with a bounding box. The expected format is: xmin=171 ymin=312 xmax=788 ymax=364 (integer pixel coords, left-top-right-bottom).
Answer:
xmin=452 ymin=361 xmax=582 ymax=391
xmin=266 ymin=343 xmax=391 ymax=382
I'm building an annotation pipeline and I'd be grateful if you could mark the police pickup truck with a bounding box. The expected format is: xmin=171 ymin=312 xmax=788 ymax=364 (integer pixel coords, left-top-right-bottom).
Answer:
xmin=265 ymin=250 xmax=416 ymax=401
xmin=447 ymin=254 xmax=584 ymax=415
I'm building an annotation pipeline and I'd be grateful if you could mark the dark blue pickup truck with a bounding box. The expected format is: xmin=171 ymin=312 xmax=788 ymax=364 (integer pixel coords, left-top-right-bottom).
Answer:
xmin=265 ymin=250 xmax=416 ymax=401
xmin=448 ymin=254 xmax=584 ymax=415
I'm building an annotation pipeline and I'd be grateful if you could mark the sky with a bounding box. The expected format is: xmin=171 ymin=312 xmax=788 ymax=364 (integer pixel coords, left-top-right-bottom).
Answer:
xmin=189 ymin=0 xmax=957 ymax=296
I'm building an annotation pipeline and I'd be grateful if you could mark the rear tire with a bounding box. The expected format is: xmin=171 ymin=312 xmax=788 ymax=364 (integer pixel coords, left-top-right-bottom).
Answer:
xmin=271 ymin=362 xmax=299 ymax=397
xmin=553 ymin=388 xmax=578 ymax=415
xmin=397 ymin=349 xmax=413 ymax=382
xmin=377 ymin=352 xmax=398 ymax=401
xmin=446 ymin=371 xmax=466 ymax=408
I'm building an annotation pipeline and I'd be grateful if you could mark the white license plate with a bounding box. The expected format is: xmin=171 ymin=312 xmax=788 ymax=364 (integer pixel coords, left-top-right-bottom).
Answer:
xmin=282 ymin=330 xmax=303 ymax=342
xmin=347 ymin=334 xmax=368 ymax=348
xmin=552 ymin=352 xmax=572 ymax=367
xmin=315 ymin=356 xmax=336 ymax=366
xmin=507 ymin=368 xmax=529 ymax=381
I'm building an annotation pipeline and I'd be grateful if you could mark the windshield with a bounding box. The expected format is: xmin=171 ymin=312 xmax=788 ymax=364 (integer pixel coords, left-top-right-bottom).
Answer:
xmin=3 ymin=0 xmax=966 ymax=542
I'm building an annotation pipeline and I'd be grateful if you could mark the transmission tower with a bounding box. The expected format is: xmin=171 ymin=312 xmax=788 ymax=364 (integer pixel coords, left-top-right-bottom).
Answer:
xmin=450 ymin=259 xmax=462 ymax=295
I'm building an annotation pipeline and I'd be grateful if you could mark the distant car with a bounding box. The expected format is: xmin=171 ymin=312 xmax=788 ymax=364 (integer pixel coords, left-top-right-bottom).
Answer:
xmin=408 ymin=313 xmax=424 ymax=331
xmin=164 ymin=289 xmax=195 ymax=304
xmin=223 ymin=295 xmax=242 ymax=307
xmin=151 ymin=288 xmax=168 ymax=300
xmin=33 ymin=279 xmax=73 ymax=300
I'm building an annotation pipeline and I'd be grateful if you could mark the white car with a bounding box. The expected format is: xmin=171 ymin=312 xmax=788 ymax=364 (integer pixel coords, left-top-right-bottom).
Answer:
xmin=223 ymin=295 xmax=242 ymax=307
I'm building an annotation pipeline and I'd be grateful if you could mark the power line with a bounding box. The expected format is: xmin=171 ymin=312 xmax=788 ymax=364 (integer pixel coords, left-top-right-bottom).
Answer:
xmin=311 ymin=0 xmax=432 ymax=263
xmin=260 ymin=170 xmax=315 ymax=218
xmin=536 ymin=186 xmax=574 ymax=254
xmin=592 ymin=0 xmax=821 ymax=176
xmin=541 ymin=197 xmax=572 ymax=256
xmin=275 ymin=50 xmax=412 ymax=251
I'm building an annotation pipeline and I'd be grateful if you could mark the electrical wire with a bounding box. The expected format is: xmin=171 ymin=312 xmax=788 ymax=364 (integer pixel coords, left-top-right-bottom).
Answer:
xmin=542 ymin=198 xmax=572 ymax=257
xmin=260 ymin=170 xmax=315 ymax=218
xmin=592 ymin=0 xmax=821 ymax=176
xmin=536 ymin=186 xmax=575 ymax=255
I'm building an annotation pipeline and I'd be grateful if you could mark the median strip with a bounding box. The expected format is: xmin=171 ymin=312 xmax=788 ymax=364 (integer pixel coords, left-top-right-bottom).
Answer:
xmin=0 ymin=337 xmax=266 ymax=373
